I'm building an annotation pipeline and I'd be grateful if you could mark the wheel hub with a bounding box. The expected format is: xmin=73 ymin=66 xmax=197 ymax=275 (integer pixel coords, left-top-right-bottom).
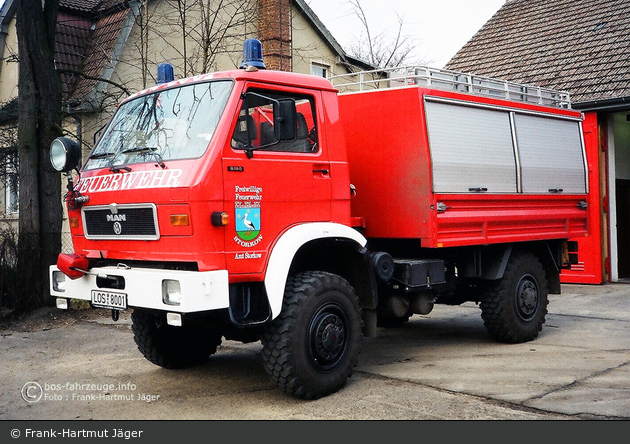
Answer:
xmin=309 ymin=305 xmax=347 ymax=371
xmin=516 ymin=275 xmax=539 ymax=321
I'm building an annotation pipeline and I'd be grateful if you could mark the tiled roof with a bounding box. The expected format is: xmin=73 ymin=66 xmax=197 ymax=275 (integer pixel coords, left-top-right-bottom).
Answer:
xmin=55 ymin=11 xmax=92 ymax=100
xmin=55 ymin=0 xmax=130 ymax=103
xmin=445 ymin=0 xmax=630 ymax=105
xmin=59 ymin=0 xmax=126 ymax=15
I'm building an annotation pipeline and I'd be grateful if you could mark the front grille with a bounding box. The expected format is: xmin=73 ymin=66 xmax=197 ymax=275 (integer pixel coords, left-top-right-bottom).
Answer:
xmin=82 ymin=204 xmax=159 ymax=240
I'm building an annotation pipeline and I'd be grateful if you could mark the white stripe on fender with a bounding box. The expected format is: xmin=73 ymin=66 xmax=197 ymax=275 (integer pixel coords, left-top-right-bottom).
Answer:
xmin=264 ymin=222 xmax=367 ymax=319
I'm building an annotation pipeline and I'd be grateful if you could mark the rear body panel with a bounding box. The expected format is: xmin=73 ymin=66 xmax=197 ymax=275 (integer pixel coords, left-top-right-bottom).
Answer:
xmin=339 ymin=86 xmax=588 ymax=248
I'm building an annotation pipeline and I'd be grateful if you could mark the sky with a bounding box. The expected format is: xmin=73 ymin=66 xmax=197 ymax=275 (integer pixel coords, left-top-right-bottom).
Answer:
xmin=306 ymin=0 xmax=507 ymax=68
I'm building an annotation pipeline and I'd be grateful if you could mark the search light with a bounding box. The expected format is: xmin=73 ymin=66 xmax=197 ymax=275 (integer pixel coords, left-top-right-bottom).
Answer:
xmin=50 ymin=137 xmax=81 ymax=172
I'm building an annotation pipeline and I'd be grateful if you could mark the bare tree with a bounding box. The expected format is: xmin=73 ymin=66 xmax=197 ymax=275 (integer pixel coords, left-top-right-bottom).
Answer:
xmin=155 ymin=0 xmax=257 ymax=78
xmin=133 ymin=0 xmax=154 ymax=89
xmin=15 ymin=0 xmax=64 ymax=312
xmin=346 ymin=0 xmax=422 ymax=68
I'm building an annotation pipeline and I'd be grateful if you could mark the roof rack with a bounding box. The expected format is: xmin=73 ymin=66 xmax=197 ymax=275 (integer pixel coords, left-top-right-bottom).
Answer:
xmin=328 ymin=66 xmax=572 ymax=109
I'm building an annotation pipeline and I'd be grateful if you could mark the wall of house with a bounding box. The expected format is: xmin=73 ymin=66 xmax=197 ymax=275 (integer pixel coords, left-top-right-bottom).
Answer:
xmin=81 ymin=0 xmax=353 ymax=156
xmin=0 ymin=15 xmax=18 ymax=104
xmin=111 ymin=0 xmax=255 ymax=94
xmin=0 ymin=0 xmax=362 ymax=254
xmin=291 ymin=7 xmax=343 ymax=77
xmin=0 ymin=14 xmax=19 ymax=229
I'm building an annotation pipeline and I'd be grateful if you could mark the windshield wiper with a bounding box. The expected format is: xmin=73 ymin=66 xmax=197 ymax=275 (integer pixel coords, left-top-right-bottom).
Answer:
xmin=87 ymin=151 xmax=132 ymax=173
xmin=121 ymin=146 xmax=166 ymax=169
xmin=88 ymin=151 xmax=114 ymax=160
xmin=110 ymin=165 xmax=132 ymax=173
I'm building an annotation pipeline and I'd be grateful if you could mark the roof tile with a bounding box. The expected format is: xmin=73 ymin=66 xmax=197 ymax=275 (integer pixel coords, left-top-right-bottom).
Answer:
xmin=446 ymin=0 xmax=630 ymax=104
xmin=55 ymin=0 xmax=130 ymax=102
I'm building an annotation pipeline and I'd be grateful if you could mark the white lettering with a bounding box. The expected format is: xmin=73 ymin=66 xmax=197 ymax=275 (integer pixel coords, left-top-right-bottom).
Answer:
xmin=121 ymin=172 xmax=138 ymax=189
xmin=109 ymin=174 xmax=121 ymax=191
xmin=99 ymin=175 xmax=111 ymax=190
xmin=234 ymin=185 xmax=263 ymax=194
xmin=26 ymin=429 xmax=57 ymax=438
xmin=235 ymin=193 xmax=262 ymax=201
xmin=233 ymin=234 xmax=263 ymax=248
xmin=106 ymin=214 xmax=127 ymax=222
xmin=165 ymin=169 xmax=183 ymax=187
xmin=88 ymin=176 xmax=102 ymax=192
xmin=136 ymin=171 xmax=152 ymax=188
xmin=150 ymin=170 xmax=167 ymax=188
xmin=234 ymin=252 xmax=262 ymax=259
xmin=72 ymin=169 xmax=184 ymax=193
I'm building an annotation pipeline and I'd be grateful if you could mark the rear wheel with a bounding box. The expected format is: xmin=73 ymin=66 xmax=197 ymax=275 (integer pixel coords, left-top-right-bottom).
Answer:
xmin=132 ymin=310 xmax=222 ymax=369
xmin=480 ymin=251 xmax=549 ymax=343
xmin=261 ymin=271 xmax=363 ymax=400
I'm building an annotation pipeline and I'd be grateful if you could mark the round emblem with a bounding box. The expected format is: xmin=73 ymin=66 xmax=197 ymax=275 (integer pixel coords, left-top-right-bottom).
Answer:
xmin=113 ymin=221 xmax=122 ymax=235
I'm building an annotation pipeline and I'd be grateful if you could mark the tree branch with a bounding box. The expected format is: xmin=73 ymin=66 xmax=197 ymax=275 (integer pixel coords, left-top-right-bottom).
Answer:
xmin=56 ymin=69 xmax=132 ymax=97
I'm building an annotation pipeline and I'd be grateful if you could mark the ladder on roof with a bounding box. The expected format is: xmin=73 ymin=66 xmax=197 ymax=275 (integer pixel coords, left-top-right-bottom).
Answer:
xmin=327 ymin=66 xmax=572 ymax=109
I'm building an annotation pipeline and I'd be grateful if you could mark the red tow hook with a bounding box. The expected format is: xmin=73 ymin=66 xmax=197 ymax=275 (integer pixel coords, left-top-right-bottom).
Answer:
xmin=57 ymin=253 xmax=89 ymax=280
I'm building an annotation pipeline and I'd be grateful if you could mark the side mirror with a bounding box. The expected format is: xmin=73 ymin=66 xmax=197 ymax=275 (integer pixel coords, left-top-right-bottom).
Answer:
xmin=275 ymin=99 xmax=297 ymax=141
xmin=50 ymin=137 xmax=81 ymax=172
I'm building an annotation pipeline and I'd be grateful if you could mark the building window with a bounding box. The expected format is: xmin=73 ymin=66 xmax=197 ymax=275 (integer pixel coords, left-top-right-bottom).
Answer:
xmin=5 ymin=154 xmax=18 ymax=214
xmin=311 ymin=62 xmax=330 ymax=78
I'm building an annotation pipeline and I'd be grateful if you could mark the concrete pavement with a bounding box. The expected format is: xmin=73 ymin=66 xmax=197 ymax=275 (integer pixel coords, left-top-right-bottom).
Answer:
xmin=0 ymin=282 xmax=628 ymax=420
xmin=359 ymin=283 xmax=630 ymax=419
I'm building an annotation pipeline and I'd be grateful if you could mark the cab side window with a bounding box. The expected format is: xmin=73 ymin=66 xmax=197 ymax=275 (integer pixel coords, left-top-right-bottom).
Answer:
xmin=231 ymin=90 xmax=318 ymax=153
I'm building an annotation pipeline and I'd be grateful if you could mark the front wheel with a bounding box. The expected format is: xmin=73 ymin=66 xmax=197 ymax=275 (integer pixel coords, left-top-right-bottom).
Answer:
xmin=261 ymin=271 xmax=363 ymax=400
xmin=480 ymin=251 xmax=549 ymax=343
xmin=132 ymin=310 xmax=222 ymax=369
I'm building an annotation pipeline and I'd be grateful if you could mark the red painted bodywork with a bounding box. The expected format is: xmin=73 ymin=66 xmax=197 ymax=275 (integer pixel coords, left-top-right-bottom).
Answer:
xmin=559 ymin=112 xmax=603 ymax=284
xmin=67 ymin=70 xmax=349 ymax=282
xmin=65 ymin=69 xmax=589 ymax=283
xmin=338 ymin=86 xmax=588 ymax=248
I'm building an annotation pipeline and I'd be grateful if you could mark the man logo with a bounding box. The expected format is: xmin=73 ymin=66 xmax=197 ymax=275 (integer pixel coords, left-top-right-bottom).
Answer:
xmin=113 ymin=221 xmax=122 ymax=235
xmin=106 ymin=214 xmax=126 ymax=222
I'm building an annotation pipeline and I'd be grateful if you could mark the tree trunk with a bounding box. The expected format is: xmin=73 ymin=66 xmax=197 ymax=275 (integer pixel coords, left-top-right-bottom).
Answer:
xmin=15 ymin=0 xmax=63 ymax=312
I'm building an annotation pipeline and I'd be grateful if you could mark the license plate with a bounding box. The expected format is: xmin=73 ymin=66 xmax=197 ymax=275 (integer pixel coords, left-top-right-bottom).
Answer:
xmin=91 ymin=290 xmax=127 ymax=310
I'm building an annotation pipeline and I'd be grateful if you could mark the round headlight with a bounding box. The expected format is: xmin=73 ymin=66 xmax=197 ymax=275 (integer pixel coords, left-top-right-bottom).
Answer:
xmin=50 ymin=137 xmax=81 ymax=172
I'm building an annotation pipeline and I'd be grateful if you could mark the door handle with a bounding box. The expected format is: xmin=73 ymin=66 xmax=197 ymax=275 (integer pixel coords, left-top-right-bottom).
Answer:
xmin=313 ymin=168 xmax=330 ymax=174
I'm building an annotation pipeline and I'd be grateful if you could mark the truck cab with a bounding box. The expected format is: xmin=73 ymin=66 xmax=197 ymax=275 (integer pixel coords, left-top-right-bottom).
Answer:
xmin=50 ymin=42 xmax=372 ymax=400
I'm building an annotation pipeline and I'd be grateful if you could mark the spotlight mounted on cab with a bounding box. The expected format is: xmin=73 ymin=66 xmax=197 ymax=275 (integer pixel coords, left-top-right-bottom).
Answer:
xmin=50 ymin=137 xmax=81 ymax=173
xmin=50 ymin=136 xmax=89 ymax=210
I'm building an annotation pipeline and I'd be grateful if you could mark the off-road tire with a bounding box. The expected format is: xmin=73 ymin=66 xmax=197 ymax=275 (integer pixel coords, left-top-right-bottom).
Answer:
xmin=131 ymin=309 xmax=222 ymax=369
xmin=480 ymin=251 xmax=549 ymax=343
xmin=261 ymin=271 xmax=363 ymax=400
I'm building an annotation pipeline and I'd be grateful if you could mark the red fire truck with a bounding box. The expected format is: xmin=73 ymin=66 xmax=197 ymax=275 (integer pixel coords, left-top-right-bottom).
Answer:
xmin=49 ymin=40 xmax=588 ymax=399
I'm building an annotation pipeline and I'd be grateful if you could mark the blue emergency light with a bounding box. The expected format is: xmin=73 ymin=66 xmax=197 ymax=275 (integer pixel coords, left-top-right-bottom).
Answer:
xmin=240 ymin=39 xmax=266 ymax=70
xmin=157 ymin=63 xmax=175 ymax=84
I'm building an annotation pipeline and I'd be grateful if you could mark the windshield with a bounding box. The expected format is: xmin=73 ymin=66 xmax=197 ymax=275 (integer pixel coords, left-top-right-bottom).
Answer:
xmin=84 ymin=80 xmax=233 ymax=170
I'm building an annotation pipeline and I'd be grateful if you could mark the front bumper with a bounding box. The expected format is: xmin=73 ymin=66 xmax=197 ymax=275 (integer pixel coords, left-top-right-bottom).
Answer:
xmin=49 ymin=265 xmax=229 ymax=313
